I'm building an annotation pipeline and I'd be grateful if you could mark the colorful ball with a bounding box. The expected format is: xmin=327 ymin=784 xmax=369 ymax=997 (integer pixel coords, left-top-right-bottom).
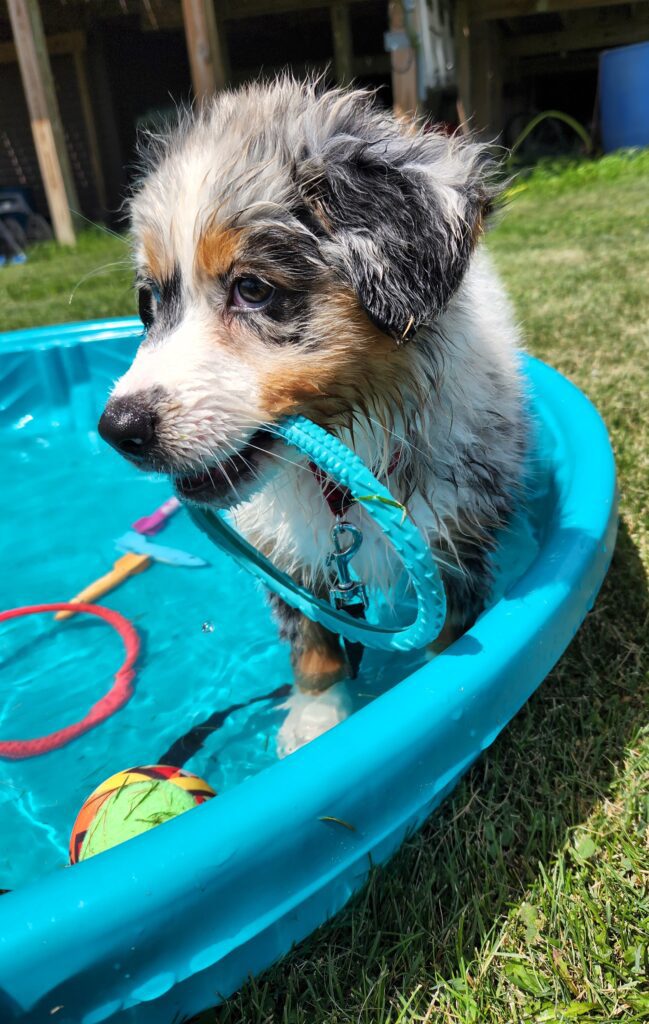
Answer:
xmin=69 ymin=764 xmax=215 ymax=864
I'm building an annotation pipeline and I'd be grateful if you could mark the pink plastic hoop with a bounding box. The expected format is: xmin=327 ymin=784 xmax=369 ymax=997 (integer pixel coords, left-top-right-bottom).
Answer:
xmin=0 ymin=602 xmax=139 ymax=760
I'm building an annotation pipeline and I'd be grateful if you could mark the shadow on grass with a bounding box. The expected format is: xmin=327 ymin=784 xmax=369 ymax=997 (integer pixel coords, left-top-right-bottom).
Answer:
xmin=213 ymin=517 xmax=648 ymax=1022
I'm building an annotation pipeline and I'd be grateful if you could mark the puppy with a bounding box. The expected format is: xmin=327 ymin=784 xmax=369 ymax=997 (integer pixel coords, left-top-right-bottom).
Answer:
xmin=99 ymin=79 xmax=525 ymax=722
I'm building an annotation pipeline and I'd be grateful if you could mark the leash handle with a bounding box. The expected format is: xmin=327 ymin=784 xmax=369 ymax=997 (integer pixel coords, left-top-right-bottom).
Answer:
xmin=188 ymin=415 xmax=446 ymax=652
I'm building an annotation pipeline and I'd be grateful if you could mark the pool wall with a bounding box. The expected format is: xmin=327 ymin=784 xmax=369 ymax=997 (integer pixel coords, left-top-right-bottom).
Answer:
xmin=0 ymin=321 xmax=617 ymax=1024
xmin=0 ymin=318 xmax=142 ymax=434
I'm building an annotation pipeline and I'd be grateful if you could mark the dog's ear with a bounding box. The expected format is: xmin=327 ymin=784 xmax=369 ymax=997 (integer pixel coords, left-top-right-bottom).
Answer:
xmin=295 ymin=121 xmax=496 ymax=343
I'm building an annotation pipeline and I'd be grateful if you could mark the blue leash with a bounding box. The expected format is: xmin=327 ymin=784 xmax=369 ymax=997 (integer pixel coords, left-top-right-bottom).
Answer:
xmin=189 ymin=415 xmax=446 ymax=652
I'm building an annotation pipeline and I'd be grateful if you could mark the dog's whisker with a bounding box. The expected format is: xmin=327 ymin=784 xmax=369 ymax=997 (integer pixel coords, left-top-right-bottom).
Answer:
xmin=192 ymin=449 xmax=242 ymax=504
xmin=364 ymin=415 xmax=434 ymax=465
xmin=224 ymin=432 xmax=315 ymax=480
xmin=69 ymin=209 xmax=128 ymax=243
xmin=224 ymin=446 xmax=266 ymax=493
xmin=220 ymin=440 xmax=266 ymax=493
xmin=68 ymin=260 xmax=131 ymax=305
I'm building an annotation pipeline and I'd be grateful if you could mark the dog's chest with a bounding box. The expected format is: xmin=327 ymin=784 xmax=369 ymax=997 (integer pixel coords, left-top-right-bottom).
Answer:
xmin=233 ymin=461 xmax=411 ymax=595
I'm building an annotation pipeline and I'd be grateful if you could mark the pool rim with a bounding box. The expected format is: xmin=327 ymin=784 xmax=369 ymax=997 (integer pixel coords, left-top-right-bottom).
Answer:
xmin=0 ymin=319 xmax=617 ymax=1024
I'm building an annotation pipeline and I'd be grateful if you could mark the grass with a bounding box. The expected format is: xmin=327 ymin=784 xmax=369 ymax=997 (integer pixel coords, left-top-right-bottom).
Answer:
xmin=1 ymin=152 xmax=647 ymax=1023
xmin=0 ymin=227 xmax=134 ymax=329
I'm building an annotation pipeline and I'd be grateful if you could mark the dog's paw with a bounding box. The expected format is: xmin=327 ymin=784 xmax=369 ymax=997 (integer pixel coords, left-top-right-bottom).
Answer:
xmin=276 ymin=683 xmax=353 ymax=759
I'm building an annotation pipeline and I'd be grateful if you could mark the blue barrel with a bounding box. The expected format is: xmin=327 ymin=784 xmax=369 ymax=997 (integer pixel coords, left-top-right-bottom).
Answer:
xmin=600 ymin=40 xmax=649 ymax=152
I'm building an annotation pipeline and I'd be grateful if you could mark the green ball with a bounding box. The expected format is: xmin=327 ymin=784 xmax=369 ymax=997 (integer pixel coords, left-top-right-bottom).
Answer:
xmin=82 ymin=780 xmax=198 ymax=860
xmin=69 ymin=765 xmax=216 ymax=863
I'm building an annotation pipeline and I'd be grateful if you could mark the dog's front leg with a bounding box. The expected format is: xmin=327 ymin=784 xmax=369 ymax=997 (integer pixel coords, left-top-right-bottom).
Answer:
xmin=268 ymin=593 xmax=349 ymax=692
xmin=291 ymin=614 xmax=350 ymax=692
xmin=268 ymin=593 xmax=354 ymax=758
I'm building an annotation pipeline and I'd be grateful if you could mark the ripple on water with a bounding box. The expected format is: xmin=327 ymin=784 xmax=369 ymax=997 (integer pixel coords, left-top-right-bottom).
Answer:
xmin=0 ymin=430 xmax=545 ymax=888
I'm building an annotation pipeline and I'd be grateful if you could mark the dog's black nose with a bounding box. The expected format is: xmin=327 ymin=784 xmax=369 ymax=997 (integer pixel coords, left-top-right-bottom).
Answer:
xmin=98 ymin=397 xmax=156 ymax=456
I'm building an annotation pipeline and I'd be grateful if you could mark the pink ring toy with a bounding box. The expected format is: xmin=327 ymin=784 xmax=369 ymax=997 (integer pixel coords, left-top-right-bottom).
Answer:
xmin=0 ymin=602 xmax=139 ymax=760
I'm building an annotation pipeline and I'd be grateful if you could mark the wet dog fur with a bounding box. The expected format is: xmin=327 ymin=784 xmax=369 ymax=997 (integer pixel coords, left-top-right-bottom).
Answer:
xmin=99 ymin=78 xmax=526 ymax=693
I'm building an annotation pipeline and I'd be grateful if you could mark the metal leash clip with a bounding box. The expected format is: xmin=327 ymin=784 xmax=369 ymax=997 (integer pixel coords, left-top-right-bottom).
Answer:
xmin=327 ymin=521 xmax=368 ymax=611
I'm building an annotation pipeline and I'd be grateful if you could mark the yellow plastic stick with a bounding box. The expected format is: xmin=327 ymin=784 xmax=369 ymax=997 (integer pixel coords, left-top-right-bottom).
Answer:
xmin=55 ymin=553 xmax=151 ymax=621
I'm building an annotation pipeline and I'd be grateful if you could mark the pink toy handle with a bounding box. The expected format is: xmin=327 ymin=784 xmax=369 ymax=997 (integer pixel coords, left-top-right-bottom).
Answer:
xmin=132 ymin=496 xmax=181 ymax=535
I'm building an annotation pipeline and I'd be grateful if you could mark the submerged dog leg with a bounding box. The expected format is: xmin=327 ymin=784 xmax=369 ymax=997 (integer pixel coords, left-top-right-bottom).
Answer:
xmin=292 ymin=616 xmax=350 ymax=693
xmin=267 ymin=592 xmax=349 ymax=692
xmin=269 ymin=593 xmax=353 ymax=758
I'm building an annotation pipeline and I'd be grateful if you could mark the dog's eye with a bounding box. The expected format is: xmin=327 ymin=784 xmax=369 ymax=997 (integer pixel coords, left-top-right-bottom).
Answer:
xmin=138 ymin=286 xmax=157 ymax=329
xmin=231 ymin=276 xmax=274 ymax=309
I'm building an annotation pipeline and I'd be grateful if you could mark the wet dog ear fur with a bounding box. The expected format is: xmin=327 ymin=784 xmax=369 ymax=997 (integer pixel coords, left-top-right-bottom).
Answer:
xmin=294 ymin=119 xmax=498 ymax=344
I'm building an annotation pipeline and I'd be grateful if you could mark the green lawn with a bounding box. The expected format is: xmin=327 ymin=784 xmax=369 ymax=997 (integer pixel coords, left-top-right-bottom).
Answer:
xmin=1 ymin=154 xmax=647 ymax=1023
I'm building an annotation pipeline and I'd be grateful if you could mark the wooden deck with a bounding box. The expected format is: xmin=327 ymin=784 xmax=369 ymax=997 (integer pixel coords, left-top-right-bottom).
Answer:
xmin=2 ymin=0 xmax=648 ymax=239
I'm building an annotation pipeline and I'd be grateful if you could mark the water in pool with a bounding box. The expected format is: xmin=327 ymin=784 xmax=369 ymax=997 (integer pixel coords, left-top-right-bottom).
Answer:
xmin=0 ymin=426 xmax=544 ymax=890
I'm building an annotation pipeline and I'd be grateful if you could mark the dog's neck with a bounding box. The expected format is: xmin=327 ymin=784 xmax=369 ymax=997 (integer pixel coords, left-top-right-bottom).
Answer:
xmin=232 ymin=307 xmax=455 ymax=593
xmin=234 ymin=252 xmax=525 ymax=599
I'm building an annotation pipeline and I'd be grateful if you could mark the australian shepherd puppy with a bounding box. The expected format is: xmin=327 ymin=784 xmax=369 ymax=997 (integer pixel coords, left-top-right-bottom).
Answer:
xmin=99 ymin=79 xmax=526 ymax=747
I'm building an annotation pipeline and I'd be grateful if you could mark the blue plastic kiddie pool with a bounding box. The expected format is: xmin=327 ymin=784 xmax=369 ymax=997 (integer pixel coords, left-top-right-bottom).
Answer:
xmin=0 ymin=319 xmax=617 ymax=1023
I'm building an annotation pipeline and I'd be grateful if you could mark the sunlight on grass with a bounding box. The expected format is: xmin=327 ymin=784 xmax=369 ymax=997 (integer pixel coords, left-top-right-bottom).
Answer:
xmin=0 ymin=228 xmax=133 ymax=330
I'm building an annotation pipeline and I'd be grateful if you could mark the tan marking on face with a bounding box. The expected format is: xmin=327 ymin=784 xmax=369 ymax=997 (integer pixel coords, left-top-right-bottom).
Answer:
xmin=142 ymin=230 xmax=170 ymax=283
xmin=195 ymin=226 xmax=242 ymax=279
xmin=259 ymin=286 xmax=408 ymax=423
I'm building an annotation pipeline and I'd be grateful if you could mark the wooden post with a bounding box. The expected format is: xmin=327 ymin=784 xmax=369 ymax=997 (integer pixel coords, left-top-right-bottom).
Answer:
xmin=388 ymin=0 xmax=418 ymax=120
xmin=331 ymin=2 xmax=354 ymax=86
xmin=454 ymin=0 xmax=503 ymax=139
xmin=182 ymin=0 xmax=228 ymax=102
xmin=7 ymin=0 xmax=78 ymax=245
xmin=471 ymin=20 xmax=503 ymax=139
xmin=454 ymin=0 xmax=471 ymax=131
xmin=72 ymin=44 xmax=108 ymax=213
